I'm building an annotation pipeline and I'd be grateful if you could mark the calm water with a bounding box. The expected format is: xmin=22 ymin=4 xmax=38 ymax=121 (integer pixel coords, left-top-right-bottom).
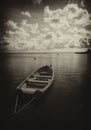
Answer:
xmin=1 ymin=53 xmax=91 ymax=130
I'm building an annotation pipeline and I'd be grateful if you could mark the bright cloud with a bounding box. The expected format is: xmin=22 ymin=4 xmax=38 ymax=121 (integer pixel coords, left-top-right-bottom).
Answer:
xmin=6 ymin=20 xmax=18 ymax=29
xmin=4 ymin=19 xmax=40 ymax=50
xmin=3 ymin=3 xmax=91 ymax=50
xmin=21 ymin=20 xmax=39 ymax=34
xmin=21 ymin=11 xmax=31 ymax=18
xmin=44 ymin=4 xmax=91 ymax=27
xmin=44 ymin=4 xmax=91 ymax=48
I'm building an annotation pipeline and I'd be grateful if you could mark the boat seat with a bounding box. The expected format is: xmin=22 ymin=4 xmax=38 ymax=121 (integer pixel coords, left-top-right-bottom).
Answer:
xmin=28 ymin=79 xmax=50 ymax=83
xmin=33 ymin=75 xmax=52 ymax=78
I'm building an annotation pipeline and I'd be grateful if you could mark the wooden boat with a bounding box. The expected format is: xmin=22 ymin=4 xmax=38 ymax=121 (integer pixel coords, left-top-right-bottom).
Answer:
xmin=15 ymin=65 xmax=54 ymax=113
xmin=17 ymin=65 xmax=54 ymax=95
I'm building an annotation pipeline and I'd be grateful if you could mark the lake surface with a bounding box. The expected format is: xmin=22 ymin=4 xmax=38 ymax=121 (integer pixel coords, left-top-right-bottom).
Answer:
xmin=0 ymin=53 xmax=91 ymax=130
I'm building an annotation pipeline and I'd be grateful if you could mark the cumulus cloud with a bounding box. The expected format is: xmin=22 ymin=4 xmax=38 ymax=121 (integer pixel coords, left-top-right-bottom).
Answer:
xmin=80 ymin=0 xmax=85 ymax=8
xmin=21 ymin=11 xmax=31 ymax=18
xmin=6 ymin=20 xmax=18 ymax=29
xmin=33 ymin=0 xmax=43 ymax=5
xmin=21 ymin=20 xmax=39 ymax=34
xmin=3 ymin=3 xmax=91 ymax=50
xmin=4 ymin=19 xmax=40 ymax=50
xmin=42 ymin=27 xmax=50 ymax=32
xmin=44 ymin=4 xmax=91 ymax=27
xmin=44 ymin=4 xmax=91 ymax=48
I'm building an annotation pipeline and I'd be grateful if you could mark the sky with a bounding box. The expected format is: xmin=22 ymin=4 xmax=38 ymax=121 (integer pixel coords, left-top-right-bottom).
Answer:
xmin=0 ymin=0 xmax=91 ymax=51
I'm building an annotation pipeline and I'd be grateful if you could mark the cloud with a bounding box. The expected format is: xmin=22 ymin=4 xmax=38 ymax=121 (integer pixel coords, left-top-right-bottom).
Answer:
xmin=21 ymin=11 xmax=31 ymax=18
xmin=33 ymin=0 xmax=43 ymax=5
xmin=43 ymin=4 xmax=91 ymax=48
xmin=21 ymin=20 xmax=39 ymax=34
xmin=3 ymin=19 xmax=40 ymax=50
xmin=3 ymin=3 xmax=91 ymax=50
xmin=80 ymin=0 xmax=85 ymax=8
xmin=42 ymin=27 xmax=50 ymax=32
xmin=44 ymin=4 xmax=91 ymax=27
xmin=6 ymin=20 xmax=18 ymax=29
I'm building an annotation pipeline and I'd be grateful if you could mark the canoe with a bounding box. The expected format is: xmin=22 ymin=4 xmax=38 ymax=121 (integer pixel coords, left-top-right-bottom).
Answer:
xmin=15 ymin=65 xmax=54 ymax=113
xmin=16 ymin=65 xmax=54 ymax=95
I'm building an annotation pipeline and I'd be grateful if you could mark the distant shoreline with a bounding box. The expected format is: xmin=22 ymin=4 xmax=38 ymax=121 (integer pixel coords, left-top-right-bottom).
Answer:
xmin=0 ymin=48 xmax=90 ymax=54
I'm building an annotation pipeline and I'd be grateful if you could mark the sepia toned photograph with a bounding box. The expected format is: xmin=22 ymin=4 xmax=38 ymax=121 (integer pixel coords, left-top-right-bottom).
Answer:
xmin=0 ymin=0 xmax=91 ymax=129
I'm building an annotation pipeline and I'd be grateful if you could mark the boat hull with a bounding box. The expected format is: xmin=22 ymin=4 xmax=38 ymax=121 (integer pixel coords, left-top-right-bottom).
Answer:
xmin=16 ymin=65 xmax=54 ymax=95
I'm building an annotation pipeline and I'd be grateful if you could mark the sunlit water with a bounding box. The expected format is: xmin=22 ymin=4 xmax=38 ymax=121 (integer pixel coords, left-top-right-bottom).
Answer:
xmin=1 ymin=53 xmax=91 ymax=130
